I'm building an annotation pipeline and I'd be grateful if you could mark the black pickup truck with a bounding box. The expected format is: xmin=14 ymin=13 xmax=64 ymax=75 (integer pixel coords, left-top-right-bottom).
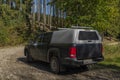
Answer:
xmin=24 ymin=27 xmax=104 ymax=73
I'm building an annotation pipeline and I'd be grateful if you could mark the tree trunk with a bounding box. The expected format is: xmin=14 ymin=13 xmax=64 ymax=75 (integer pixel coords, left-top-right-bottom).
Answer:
xmin=61 ymin=10 xmax=64 ymax=27
xmin=43 ymin=0 xmax=46 ymax=31
xmin=9 ymin=0 xmax=11 ymax=8
xmin=53 ymin=4 xmax=55 ymax=27
xmin=0 ymin=0 xmax=2 ymax=4
xmin=20 ymin=0 xmax=22 ymax=11
xmin=49 ymin=5 xmax=52 ymax=29
xmin=37 ymin=0 xmax=41 ymax=28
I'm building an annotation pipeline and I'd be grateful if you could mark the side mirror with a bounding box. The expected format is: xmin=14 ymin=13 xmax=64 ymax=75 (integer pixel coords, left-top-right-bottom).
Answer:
xmin=33 ymin=42 xmax=38 ymax=46
xmin=29 ymin=40 xmax=34 ymax=44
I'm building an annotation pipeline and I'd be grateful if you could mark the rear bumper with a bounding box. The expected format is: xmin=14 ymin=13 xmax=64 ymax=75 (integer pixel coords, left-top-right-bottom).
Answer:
xmin=62 ymin=57 xmax=104 ymax=67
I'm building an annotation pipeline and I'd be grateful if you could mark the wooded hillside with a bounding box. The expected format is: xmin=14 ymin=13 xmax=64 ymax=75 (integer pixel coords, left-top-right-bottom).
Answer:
xmin=0 ymin=0 xmax=120 ymax=46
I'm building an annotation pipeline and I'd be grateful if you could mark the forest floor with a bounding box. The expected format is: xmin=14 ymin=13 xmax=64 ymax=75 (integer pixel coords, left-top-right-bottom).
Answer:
xmin=0 ymin=46 xmax=120 ymax=80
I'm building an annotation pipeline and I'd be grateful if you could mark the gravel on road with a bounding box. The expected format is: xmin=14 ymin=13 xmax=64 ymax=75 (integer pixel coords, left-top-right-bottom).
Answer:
xmin=0 ymin=46 xmax=120 ymax=80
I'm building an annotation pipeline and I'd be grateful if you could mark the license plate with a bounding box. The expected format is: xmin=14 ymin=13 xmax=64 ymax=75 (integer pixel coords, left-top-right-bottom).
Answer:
xmin=83 ymin=59 xmax=93 ymax=64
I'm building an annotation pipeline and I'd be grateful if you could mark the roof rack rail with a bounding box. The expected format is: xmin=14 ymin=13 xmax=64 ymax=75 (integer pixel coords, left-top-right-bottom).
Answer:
xmin=58 ymin=26 xmax=93 ymax=30
xmin=58 ymin=28 xmax=70 ymax=30
xmin=71 ymin=26 xmax=93 ymax=29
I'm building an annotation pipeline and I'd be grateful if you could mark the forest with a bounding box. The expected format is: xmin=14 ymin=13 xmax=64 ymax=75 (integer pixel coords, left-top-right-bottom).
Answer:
xmin=0 ymin=0 xmax=120 ymax=46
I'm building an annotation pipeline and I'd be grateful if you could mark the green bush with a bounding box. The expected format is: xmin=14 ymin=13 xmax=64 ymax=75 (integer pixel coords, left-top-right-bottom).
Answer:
xmin=0 ymin=4 xmax=28 ymax=46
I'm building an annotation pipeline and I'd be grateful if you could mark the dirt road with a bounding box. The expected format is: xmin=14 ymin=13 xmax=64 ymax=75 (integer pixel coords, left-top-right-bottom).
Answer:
xmin=0 ymin=46 xmax=120 ymax=80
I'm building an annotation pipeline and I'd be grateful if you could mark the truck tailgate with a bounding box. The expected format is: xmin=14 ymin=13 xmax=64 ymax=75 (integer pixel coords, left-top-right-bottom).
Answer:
xmin=76 ymin=43 xmax=102 ymax=60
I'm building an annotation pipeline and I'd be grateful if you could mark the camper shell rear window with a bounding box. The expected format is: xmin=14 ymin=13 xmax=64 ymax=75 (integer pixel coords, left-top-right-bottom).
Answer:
xmin=78 ymin=31 xmax=99 ymax=40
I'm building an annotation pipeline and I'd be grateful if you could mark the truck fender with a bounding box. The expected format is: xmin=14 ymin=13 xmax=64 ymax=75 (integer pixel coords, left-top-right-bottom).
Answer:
xmin=47 ymin=48 xmax=60 ymax=62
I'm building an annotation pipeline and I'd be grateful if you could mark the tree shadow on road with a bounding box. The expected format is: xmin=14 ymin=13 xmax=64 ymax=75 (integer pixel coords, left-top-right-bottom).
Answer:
xmin=17 ymin=57 xmax=120 ymax=75
xmin=91 ymin=63 xmax=120 ymax=71
xmin=17 ymin=57 xmax=90 ymax=75
xmin=17 ymin=57 xmax=51 ymax=72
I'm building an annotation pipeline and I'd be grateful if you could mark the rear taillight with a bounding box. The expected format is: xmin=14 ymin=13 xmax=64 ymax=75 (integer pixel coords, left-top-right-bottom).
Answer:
xmin=69 ymin=47 xmax=76 ymax=58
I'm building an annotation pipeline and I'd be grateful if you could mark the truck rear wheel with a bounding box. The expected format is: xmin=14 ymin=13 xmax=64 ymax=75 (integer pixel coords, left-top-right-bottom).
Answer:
xmin=80 ymin=65 xmax=88 ymax=71
xmin=50 ymin=56 xmax=60 ymax=74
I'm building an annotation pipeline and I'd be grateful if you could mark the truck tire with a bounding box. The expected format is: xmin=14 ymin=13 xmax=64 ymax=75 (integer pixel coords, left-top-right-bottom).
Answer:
xmin=26 ymin=50 xmax=34 ymax=63
xmin=50 ymin=56 xmax=61 ymax=74
xmin=80 ymin=65 xmax=88 ymax=71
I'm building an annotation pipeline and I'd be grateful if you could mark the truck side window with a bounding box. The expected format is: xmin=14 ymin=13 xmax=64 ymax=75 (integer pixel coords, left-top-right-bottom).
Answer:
xmin=43 ymin=33 xmax=48 ymax=43
xmin=43 ymin=33 xmax=52 ymax=44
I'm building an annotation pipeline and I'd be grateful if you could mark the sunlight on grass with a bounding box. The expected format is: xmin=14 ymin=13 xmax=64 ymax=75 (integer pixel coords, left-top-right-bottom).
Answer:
xmin=100 ymin=44 xmax=120 ymax=67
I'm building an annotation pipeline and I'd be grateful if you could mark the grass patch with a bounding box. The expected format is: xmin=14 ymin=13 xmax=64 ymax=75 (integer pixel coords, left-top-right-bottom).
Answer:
xmin=100 ymin=44 xmax=120 ymax=67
